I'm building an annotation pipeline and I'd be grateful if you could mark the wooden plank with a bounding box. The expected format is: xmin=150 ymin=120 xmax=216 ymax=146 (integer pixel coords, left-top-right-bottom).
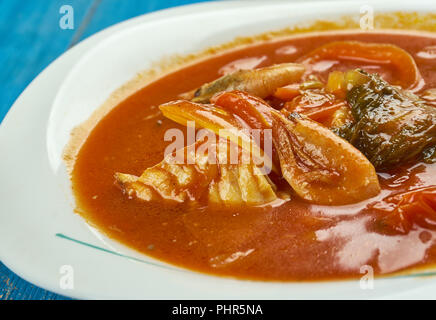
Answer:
xmin=0 ymin=263 xmax=69 ymax=300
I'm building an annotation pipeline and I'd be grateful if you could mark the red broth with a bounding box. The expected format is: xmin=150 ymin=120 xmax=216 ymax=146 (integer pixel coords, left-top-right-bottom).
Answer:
xmin=72 ymin=31 xmax=436 ymax=281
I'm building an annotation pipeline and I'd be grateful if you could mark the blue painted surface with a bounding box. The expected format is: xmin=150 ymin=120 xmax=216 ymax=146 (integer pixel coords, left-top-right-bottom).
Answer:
xmin=0 ymin=0 xmax=213 ymax=300
xmin=79 ymin=0 xmax=212 ymax=41
xmin=0 ymin=0 xmax=93 ymax=124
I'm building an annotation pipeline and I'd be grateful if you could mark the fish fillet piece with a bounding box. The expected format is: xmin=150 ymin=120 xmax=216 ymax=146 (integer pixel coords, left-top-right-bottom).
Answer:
xmin=115 ymin=136 xmax=277 ymax=206
xmin=190 ymin=63 xmax=305 ymax=103
xmin=271 ymin=111 xmax=380 ymax=205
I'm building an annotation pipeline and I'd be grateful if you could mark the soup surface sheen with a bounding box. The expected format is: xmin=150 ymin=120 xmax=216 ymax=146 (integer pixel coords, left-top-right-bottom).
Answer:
xmin=73 ymin=31 xmax=436 ymax=281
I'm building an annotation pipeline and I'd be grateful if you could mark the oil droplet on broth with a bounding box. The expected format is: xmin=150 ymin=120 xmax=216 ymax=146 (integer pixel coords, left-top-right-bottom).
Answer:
xmin=416 ymin=45 xmax=436 ymax=59
xmin=218 ymin=56 xmax=268 ymax=75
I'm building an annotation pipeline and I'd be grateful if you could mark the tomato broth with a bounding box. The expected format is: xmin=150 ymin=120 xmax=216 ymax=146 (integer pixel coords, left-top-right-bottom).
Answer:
xmin=72 ymin=31 xmax=436 ymax=281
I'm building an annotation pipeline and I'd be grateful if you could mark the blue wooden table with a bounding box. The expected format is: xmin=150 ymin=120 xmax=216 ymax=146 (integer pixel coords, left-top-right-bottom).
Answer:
xmin=0 ymin=0 xmax=213 ymax=300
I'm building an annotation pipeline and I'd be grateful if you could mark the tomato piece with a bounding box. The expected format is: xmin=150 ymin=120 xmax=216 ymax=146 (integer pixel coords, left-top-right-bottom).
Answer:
xmin=280 ymin=89 xmax=346 ymax=124
xmin=304 ymin=103 xmax=345 ymax=122
xmin=211 ymin=90 xmax=273 ymax=128
xmin=273 ymin=84 xmax=301 ymax=101
xmin=300 ymin=41 xmax=422 ymax=89
xmin=273 ymin=79 xmax=324 ymax=101
xmin=282 ymin=103 xmax=345 ymax=123
xmin=372 ymin=186 xmax=436 ymax=234
xmin=211 ymin=91 xmax=283 ymax=171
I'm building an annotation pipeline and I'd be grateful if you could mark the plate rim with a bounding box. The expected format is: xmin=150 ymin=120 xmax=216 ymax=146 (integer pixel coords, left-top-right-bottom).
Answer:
xmin=2 ymin=0 xmax=436 ymax=299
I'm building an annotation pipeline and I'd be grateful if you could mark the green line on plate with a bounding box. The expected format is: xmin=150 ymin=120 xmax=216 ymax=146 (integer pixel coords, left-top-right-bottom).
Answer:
xmin=55 ymin=233 xmax=184 ymax=273
xmin=55 ymin=233 xmax=436 ymax=281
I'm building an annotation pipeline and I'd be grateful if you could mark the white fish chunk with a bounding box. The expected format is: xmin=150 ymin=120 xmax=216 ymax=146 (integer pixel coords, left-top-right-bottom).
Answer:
xmin=115 ymin=136 xmax=277 ymax=206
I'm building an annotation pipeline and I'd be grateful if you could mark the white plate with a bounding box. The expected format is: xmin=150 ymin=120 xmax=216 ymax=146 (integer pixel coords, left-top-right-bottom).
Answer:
xmin=1 ymin=0 xmax=436 ymax=299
